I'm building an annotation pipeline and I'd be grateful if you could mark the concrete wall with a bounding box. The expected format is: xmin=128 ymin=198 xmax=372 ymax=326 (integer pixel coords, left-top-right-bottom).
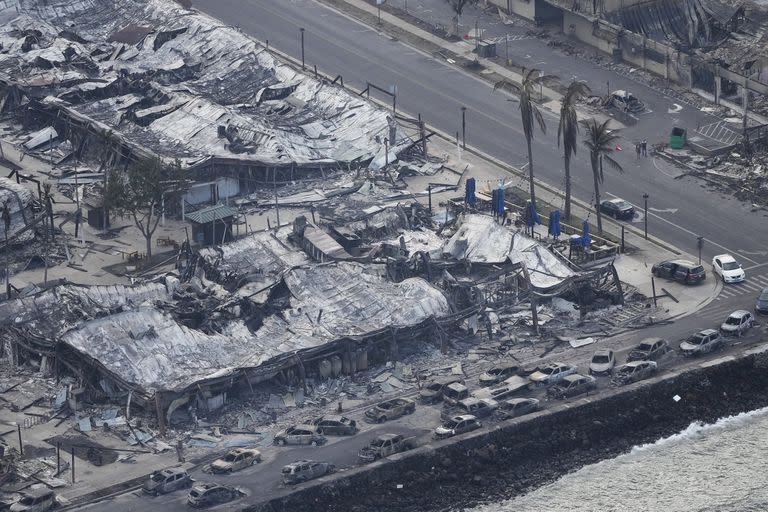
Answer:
xmin=487 ymin=0 xmax=536 ymax=20
xmin=248 ymin=347 xmax=768 ymax=512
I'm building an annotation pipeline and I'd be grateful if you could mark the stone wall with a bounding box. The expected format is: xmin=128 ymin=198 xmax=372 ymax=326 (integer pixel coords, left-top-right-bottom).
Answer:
xmin=247 ymin=348 xmax=768 ymax=512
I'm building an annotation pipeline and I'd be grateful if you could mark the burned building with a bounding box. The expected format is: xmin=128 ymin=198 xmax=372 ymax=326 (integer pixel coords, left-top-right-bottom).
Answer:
xmin=0 ymin=0 xmax=411 ymax=197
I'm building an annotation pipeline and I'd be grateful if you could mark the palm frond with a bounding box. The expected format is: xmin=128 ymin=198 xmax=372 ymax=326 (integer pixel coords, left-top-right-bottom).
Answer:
xmin=494 ymin=79 xmax=521 ymax=94
xmin=533 ymin=105 xmax=546 ymax=134
xmin=603 ymin=154 xmax=623 ymax=173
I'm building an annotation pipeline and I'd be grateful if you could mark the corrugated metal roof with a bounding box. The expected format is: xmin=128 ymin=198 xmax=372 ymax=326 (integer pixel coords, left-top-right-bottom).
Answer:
xmin=185 ymin=204 xmax=238 ymax=224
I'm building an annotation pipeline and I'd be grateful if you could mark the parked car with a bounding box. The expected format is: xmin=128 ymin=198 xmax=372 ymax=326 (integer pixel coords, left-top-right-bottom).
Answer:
xmin=364 ymin=397 xmax=416 ymax=423
xmin=10 ymin=488 xmax=55 ymax=512
xmin=187 ymin=483 xmax=242 ymax=508
xmin=720 ymin=310 xmax=755 ymax=336
xmin=712 ymin=254 xmax=745 ymax=283
xmin=281 ymin=460 xmax=335 ymax=485
xmin=680 ymin=329 xmax=723 ymax=356
xmin=589 ymin=349 xmax=615 ymax=376
xmin=756 ymin=288 xmax=768 ymax=315
xmin=434 ymin=415 xmax=482 ymax=440
xmin=310 ymin=415 xmax=358 ymax=435
xmin=143 ymin=468 xmax=193 ymax=495
xmin=441 ymin=397 xmax=498 ymax=420
xmin=441 ymin=382 xmax=470 ymax=406
xmin=611 ymin=361 xmax=657 ymax=386
xmin=627 ymin=337 xmax=669 ymax=362
xmin=495 ymin=398 xmax=540 ymax=420
xmin=358 ymin=434 xmax=416 ymax=463
xmin=478 ymin=362 xmax=519 ymax=386
xmin=599 ymin=198 xmax=634 ymax=220
xmin=274 ymin=425 xmax=327 ymax=446
xmin=547 ymin=374 xmax=596 ymax=399
xmin=419 ymin=376 xmax=464 ymax=404
xmin=528 ymin=362 xmax=578 ymax=386
xmin=210 ymin=447 xmax=261 ymax=474
xmin=652 ymin=259 xmax=706 ymax=285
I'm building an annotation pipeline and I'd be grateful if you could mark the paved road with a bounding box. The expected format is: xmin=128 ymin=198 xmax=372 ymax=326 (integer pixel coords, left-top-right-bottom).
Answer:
xmin=195 ymin=0 xmax=768 ymax=271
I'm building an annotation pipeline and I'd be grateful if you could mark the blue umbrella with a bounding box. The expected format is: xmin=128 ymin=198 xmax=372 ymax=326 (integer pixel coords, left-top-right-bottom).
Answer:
xmin=548 ymin=210 xmax=561 ymax=237
xmin=464 ymin=178 xmax=476 ymax=206
xmin=525 ymin=201 xmax=540 ymax=227
xmin=581 ymin=220 xmax=592 ymax=247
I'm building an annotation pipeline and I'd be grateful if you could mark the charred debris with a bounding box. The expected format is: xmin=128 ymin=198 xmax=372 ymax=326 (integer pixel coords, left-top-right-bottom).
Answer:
xmin=0 ymin=0 xmax=646 ymax=494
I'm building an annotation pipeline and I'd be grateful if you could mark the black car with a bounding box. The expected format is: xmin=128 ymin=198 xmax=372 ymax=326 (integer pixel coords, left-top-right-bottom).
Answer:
xmin=652 ymin=259 xmax=706 ymax=285
xmin=599 ymin=198 xmax=635 ymax=220
xmin=756 ymin=288 xmax=768 ymax=315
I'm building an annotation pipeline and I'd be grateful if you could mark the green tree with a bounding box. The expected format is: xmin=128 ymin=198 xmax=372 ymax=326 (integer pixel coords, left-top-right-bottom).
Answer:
xmin=581 ymin=118 xmax=623 ymax=234
xmin=445 ymin=0 xmax=478 ymax=37
xmin=494 ymin=68 xmax=554 ymax=209
xmin=557 ymin=80 xmax=591 ymax=222
xmin=104 ymin=157 xmax=188 ymax=258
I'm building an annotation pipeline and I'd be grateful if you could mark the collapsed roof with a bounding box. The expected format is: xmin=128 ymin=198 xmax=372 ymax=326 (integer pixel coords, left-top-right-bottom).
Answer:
xmin=0 ymin=176 xmax=35 ymax=244
xmin=57 ymin=262 xmax=451 ymax=393
xmin=443 ymin=214 xmax=575 ymax=289
xmin=0 ymin=0 xmax=407 ymax=169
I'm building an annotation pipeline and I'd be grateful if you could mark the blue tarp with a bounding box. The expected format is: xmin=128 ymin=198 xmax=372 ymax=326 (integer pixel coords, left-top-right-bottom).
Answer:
xmin=492 ymin=188 xmax=505 ymax=215
xmin=581 ymin=220 xmax=592 ymax=247
xmin=525 ymin=201 xmax=540 ymax=227
xmin=465 ymin=177 xmax=477 ymax=205
xmin=548 ymin=210 xmax=561 ymax=237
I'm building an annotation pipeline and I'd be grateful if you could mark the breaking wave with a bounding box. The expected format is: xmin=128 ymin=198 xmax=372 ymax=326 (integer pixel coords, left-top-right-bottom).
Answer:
xmin=469 ymin=406 xmax=768 ymax=512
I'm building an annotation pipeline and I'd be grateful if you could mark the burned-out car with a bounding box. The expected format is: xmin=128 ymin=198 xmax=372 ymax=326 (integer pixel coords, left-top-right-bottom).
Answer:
xmin=495 ymin=398 xmax=540 ymax=420
xmin=611 ymin=361 xmax=657 ymax=386
xmin=143 ymin=468 xmax=193 ymax=495
xmin=274 ymin=425 xmax=327 ymax=446
xmin=281 ymin=460 xmax=335 ymax=485
xmin=310 ymin=415 xmax=358 ymax=435
xmin=478 ymin=362 xmax=519 ymax=386
xmin=546 ymin=374 xmax=596 ymax=399
xmin=210 ymin=448 xmax=261 ymax=474
xmin=358 ymin=434 xmax=416 ymax=463
xmin=627 ymin=338 xmax=669 ymax=362
xmin=434 ymin=415 xmax=481 ymax=440
xmin=441 ymin=397 xmax=498 ymax=420
xmin=589 ymin=349 xmax=615 ymax=376
xmin=419 ymin=376 xmax=464 ymax=404
xmin=528 ymin=362 xmax=577 ymax=387
xmin=187 ymin=483 xmax=243 ymax=508
xmin=9 ymin=488 xmax=56 ymax=512
xmin=679 ymin=329 xmax=723 ymax=356
xmin=364 ymin=397 xmax=416 ymax=423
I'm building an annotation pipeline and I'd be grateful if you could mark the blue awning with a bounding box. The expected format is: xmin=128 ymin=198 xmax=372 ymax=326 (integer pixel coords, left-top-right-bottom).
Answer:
xmin=581 ymin=220 xmax=592 ymax=247
xmin=464 ymin=177 xmax=476 ymax=206
xmin=548 ymin=210 xmax=561 ymax=237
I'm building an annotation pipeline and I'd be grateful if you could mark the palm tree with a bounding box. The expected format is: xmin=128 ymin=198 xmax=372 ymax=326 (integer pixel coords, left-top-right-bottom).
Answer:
xmin=581 ymin=118 xmax=624 ymax=234
xmin=494 ymin=68 xmax=555 ymax=209
xmin=445 ymin=0 xmax=478 ymax=37
xmin=557 ymin=81 xmax=591 ymax=222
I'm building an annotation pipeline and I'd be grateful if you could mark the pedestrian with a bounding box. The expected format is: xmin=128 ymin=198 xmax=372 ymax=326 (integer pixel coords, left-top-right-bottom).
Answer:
xmin=635 ymin=143 xmax=641 ymax=159
xmin=642 ymin=139 xmax=648 ymax=157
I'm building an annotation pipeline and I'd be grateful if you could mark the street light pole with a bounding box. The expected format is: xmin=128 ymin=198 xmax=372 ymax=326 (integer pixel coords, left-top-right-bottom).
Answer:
xmin=461 ymin=106 xmax=467 ymax=149
xmin=299 ymin=28 xmax=305 ymax=70
xmin=643 ymin=193 xmax=649 ymax=239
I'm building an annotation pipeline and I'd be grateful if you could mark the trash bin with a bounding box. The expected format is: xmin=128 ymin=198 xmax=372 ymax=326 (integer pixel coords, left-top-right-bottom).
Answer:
xmin=670 ymin=127 xmax=686 ymax=149
xmin=476 ymin=41 xmax=497 ymax=58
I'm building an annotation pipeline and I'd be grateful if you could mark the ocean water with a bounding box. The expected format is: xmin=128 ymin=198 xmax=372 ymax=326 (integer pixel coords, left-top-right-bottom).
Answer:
xmin=469 ymin=407 xmax=768 ymax=512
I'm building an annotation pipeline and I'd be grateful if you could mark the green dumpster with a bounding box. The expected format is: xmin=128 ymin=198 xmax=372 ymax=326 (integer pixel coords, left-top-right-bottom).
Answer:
xmin=670 ymin=127 xmax=686 ymax=149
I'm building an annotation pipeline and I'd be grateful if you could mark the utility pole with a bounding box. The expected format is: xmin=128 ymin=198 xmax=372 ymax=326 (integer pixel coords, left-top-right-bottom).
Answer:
xmin=461 ymin=106 xmax=467 ymax=149
xmin=299 ymin=28 xmax=305 ymax=70
xmin=697 ymin=236 xmax=704 ymax=264
xmin=643 ymin=193 xmax=649 ymax=239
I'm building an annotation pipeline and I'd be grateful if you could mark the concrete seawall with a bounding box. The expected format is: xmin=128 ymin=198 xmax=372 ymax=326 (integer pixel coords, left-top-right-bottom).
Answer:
xmin=247 ymin=346 xmax=768 ymax=512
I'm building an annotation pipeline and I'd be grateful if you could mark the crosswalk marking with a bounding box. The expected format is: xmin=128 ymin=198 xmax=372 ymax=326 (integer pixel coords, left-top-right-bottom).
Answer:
xmin=713 ymin=273 xmax=768 ymax=301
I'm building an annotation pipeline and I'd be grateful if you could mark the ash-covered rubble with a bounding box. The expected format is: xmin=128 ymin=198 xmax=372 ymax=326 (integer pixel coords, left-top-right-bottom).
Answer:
xmin=0 ymin=0 xmax=411 ymax=181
